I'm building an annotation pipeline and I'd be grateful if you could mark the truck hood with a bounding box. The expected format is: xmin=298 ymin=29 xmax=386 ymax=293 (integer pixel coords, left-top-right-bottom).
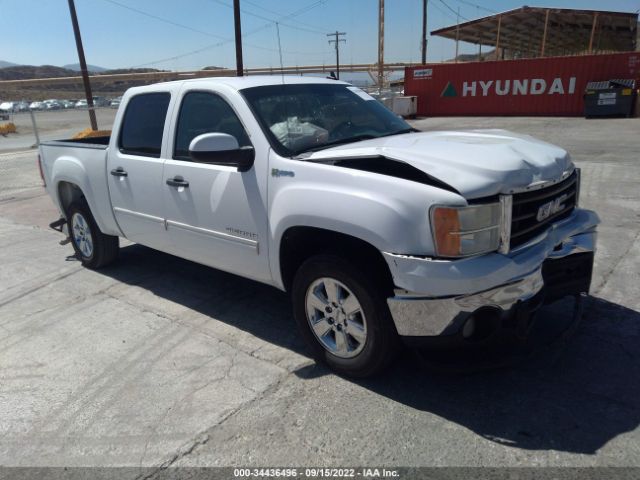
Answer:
xmin=305 ymin=130 xmax=573 ymax=199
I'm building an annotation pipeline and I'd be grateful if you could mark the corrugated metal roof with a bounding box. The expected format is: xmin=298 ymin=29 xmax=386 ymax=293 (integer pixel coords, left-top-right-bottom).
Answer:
xmin=431 ymin=6 xmax=638 ymax=58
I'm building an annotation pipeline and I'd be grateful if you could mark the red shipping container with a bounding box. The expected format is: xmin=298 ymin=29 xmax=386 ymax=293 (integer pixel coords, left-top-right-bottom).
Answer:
xmin=405 ymin=52 xmax=640 ymax=116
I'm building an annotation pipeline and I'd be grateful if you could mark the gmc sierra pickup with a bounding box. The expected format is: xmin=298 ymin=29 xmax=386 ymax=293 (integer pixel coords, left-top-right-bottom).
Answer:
xmin=39 ymin=76 xmax=599 ymax=377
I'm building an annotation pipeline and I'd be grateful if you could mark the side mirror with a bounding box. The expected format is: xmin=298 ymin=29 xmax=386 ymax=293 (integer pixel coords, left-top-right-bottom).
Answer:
xmin=188 ymin=133 xmax=254 ymax=172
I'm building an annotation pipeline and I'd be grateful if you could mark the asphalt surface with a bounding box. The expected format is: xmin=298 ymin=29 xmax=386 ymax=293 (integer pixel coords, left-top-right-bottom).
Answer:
xmin=0 ymin=116 xmax=638 ymax=472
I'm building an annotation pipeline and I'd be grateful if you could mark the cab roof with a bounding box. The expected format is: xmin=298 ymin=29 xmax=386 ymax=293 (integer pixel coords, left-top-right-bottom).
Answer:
xmin=156 ymin=75 xmax=349 ymax=91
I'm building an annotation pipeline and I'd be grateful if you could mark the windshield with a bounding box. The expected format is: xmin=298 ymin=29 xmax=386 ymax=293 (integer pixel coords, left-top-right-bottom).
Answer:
xmin=241 ymin=83 xmax=412 ymax=157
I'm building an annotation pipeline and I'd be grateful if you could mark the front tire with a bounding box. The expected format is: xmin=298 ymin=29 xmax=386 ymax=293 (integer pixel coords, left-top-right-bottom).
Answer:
xmin=292 ymin=255 xmax=398 ymax=378
xmin=68 ymin=201 xmax=119 ymax=269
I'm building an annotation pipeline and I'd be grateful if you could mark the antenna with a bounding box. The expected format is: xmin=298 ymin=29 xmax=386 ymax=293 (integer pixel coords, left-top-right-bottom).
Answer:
xmin=327 ymin=31 xmax=346 ymax=80
xmin=275 ymin=22 xmax=285 ymax=84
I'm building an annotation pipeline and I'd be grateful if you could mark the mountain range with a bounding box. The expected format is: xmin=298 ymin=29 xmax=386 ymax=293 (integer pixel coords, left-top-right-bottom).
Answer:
xmin=0 ymin=60 xmax=20 ymax=68
xmin=62 ymin=63 xmax=108 ymax=72
xmin=0 ymin=60 xmax=108 ymax=72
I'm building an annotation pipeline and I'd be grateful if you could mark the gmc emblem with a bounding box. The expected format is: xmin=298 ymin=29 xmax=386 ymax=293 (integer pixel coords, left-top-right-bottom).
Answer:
xmin=537 ymin=194 xmax=568 ymax=222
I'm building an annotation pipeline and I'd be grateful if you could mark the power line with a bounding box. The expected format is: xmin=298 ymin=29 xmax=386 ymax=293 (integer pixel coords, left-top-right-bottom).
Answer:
xmin=131 ymin=35 xmax=324 ymax=69
xmin=450 ymin=0 xmax=496 ymax=14
xmin=208 ymin=0 xmax=328 ymax=35
xmin=429 ymin=0 xmax=458 ymax=21
xmin=438 ymin=0 xmax=469 ymax=21
xmin=243 ymin=0 xmax=331 ymax=32
xmin=99 ymin=0 xmax=228 ymax=40
xmin=100 ymin=0 xmax=327 ymax=55
xmin=128 ymin=0 xmax=329 ymax=68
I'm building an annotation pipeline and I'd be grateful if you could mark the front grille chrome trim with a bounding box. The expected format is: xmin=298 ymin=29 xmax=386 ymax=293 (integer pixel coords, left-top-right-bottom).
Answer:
xmin=503 ymin=167 xmax=575 ymax=195
xmin=509 ymin=170 xmax=579 ymax=250
xmin=498 ymin=194 xmax=512 ymax=255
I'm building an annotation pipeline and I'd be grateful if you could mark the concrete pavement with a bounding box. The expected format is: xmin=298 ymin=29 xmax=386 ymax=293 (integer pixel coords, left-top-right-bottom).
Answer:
xmin=0 ymin=117 xmax=638 ymax=471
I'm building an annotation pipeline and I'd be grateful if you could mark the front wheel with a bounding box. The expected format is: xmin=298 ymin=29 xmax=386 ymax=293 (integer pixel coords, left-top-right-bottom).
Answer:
xmin=292 ymin=255 xmax=398 ymax=378
xmin=68 ymin=201 xmax=119 ymax=269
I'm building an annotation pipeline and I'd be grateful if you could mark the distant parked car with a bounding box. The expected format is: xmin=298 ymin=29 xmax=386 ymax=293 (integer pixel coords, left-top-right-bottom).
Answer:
xmin=0 ymin=102 xmax=10 ymax=120
xmin=61 ymin=100 xmax=75 ymax=109
xmin=109 ymin=97 xmax=121 ymax=108
xmin=75 ymin=100 xmax=88 ymax=109
xmin=44 ymin=100 xmax=63 ymax=110
xmin=29 ymin=101 xmax=45 ymax=111
xmin=92 ymin=96 xmax=110 ymax=108
xmin=1 ymin=101 xmax=30 ymax=113
xmin=0 ymin=101 xmax=16 ymax=112
xmin=15 ymin=101 xmax=30 ymax=112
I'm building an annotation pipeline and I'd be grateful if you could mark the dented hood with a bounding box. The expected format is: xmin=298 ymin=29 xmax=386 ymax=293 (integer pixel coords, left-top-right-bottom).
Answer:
xmin=305 ymin=130 xmax=573 ymax=199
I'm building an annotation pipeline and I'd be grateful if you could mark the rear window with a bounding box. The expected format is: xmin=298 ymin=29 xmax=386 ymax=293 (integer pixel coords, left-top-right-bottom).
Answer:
xmin=119 ymin=92 xmax=170 ymax=158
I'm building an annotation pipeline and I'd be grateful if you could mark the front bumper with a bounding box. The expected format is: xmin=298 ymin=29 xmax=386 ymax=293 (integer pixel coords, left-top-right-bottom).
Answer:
xmin=384 ymin=208 xmax=598 ymax=338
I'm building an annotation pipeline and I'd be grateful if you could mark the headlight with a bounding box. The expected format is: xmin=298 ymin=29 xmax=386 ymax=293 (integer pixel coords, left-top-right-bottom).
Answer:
xmin=430 ymin=203 xmax=502 ymax=257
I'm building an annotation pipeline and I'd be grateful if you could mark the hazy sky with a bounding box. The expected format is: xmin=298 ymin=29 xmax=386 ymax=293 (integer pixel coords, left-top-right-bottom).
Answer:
xmin=1 ymin=0 xmax=638 ymax=71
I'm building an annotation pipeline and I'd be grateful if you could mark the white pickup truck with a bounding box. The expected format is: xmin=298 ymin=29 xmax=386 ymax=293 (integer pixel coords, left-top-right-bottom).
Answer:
xmin=39 ymin=76 xmax=599 ymax=377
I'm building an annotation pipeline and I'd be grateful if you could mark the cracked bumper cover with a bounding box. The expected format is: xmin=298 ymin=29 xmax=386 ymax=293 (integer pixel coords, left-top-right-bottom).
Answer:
xmin=383 ymin=208 xmax=599 ymax=337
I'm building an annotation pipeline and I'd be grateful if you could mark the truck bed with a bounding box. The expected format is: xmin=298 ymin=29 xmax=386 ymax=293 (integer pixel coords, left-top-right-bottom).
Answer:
xmin=39 ymin=136 xmax=121 ymax=237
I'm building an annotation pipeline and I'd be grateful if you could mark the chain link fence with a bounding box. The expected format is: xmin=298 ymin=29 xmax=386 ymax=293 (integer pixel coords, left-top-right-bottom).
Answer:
xmin=0 ymin=105 xmax=117 ymax=152
xmin=0 ymin=100 xmax=117 ymax=198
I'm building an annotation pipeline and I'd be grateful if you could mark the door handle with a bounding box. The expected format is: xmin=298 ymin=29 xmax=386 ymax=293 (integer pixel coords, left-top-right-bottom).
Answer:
xmin=110 ymin=167 xmax=128 ymax=177
xmin=166 ymin=176 xmax=189 ymax=188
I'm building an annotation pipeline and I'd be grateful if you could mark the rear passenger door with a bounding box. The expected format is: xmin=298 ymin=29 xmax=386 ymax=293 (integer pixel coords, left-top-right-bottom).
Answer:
xmin=107 ymin=91 xmax=173 ymax=251
xmin=161 ymin=89 xmax=271 ymax=283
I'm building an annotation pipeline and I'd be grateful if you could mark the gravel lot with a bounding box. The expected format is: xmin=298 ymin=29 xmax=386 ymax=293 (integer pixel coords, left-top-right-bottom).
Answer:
xmin=0 ymin=115 xmax=638 ymax=473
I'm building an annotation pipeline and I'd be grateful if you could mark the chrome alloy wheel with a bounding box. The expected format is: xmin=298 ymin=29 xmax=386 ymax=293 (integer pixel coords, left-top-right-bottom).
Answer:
xmin=71 ymin=212 xmax=94 ymax=258
xmin=305 ymin=277 xmax=368 ymax=359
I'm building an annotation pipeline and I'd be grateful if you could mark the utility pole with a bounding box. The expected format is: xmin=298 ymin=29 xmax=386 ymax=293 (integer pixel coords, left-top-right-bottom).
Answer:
xmin=233 ymin=0 xmax=244 ymax=76
xmin=454 ymin=7 xmax=460 ymax=62
xmin=327 ymin=31 xmax=346 ymax=79
xmin=67 ymin=0 xmax=97 ymax=131
xmin=377 ymin=0 xmax=385 ymax=92
xmin=421 ymin=0 xmax=428 ymax=64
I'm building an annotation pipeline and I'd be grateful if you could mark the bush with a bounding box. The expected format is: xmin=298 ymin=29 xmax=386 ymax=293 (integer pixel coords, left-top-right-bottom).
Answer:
xmin=0 ymin=122 xmax=17 ymax=135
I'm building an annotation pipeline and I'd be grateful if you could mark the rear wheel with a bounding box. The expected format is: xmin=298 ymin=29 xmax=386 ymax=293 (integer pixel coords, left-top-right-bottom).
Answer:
xmin=68 ymin=201 xmax=119 ymax=269
xmin=292 ymin=255 xmax=398 ymax=378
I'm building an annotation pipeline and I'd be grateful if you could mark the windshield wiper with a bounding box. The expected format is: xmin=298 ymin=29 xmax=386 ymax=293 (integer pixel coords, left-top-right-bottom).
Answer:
xmin=296 ymin=128 xmax=418 ymax=156
xmin=297 ymin=134 xmax=378 ymax=155
xmin=386 ymin=128 xmax=418 ymax=136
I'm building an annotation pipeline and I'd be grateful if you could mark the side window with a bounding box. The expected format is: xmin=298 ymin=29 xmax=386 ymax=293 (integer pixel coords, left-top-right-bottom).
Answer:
xmin=174 ymin=91 xmax=251 ymax=160
xmin=119 ymin=92 xmax=170 ymax=158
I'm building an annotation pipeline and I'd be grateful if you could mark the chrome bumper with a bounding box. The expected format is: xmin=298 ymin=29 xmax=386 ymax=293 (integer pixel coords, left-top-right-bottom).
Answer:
xmin=386 ymin=226 xmax=597 ymax=337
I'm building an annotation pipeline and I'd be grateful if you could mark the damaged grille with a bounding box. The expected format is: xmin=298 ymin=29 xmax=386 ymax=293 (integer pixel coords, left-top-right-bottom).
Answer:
xmin=510 ymin=171 xmax=578 ymax=249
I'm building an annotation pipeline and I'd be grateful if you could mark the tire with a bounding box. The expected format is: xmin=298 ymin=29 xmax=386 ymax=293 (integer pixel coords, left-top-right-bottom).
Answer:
xmin=67 ymin=200 xmax=119 ymax=269
xmin=292 ymin=254 xmax=399 ymax=378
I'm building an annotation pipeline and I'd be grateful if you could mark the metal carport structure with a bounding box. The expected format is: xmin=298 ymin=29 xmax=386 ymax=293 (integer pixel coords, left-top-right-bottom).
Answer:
xmin=431 ymin=6 xmax=638 ymax=60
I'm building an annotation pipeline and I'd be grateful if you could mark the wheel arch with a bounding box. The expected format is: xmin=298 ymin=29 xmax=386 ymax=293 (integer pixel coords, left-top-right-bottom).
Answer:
xmin=278 ymin=226 xmax=394 ymax=295
xmin=57 ymin=180 xmax=86 ymax=216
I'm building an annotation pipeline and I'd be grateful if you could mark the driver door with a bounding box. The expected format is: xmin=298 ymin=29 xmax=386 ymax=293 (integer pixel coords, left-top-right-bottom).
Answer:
xmin=161 ymin=89 xmax=271 ymax=283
